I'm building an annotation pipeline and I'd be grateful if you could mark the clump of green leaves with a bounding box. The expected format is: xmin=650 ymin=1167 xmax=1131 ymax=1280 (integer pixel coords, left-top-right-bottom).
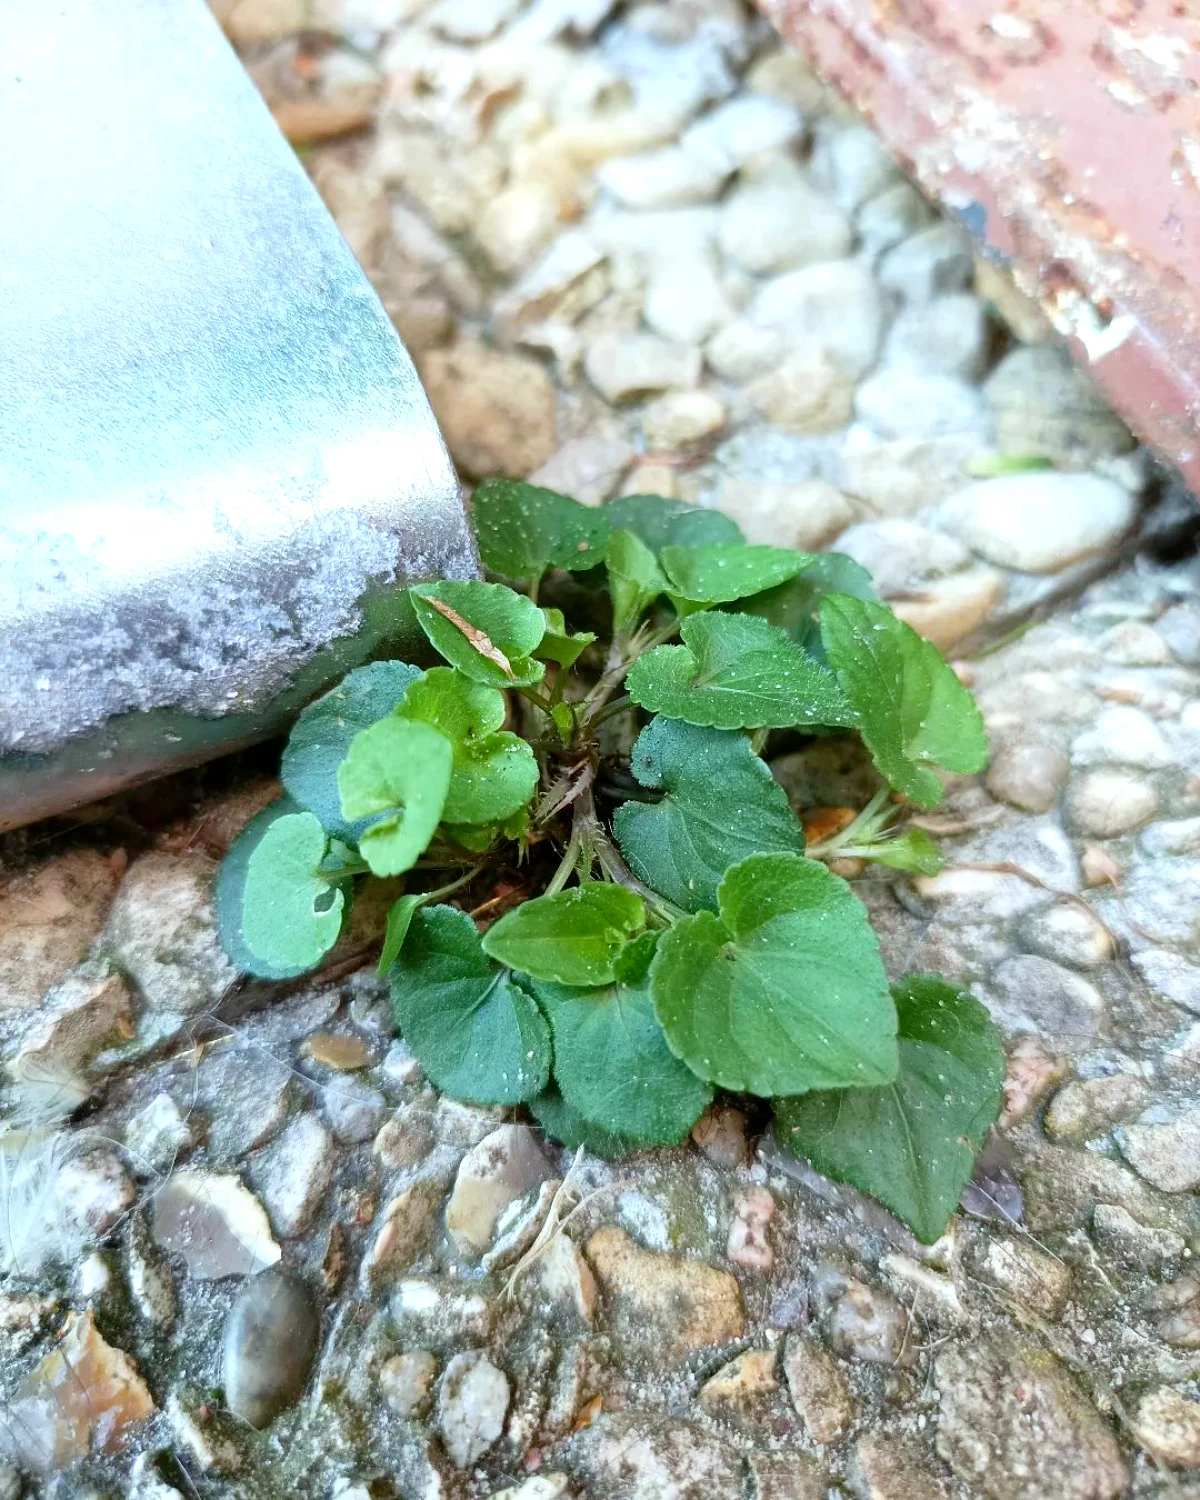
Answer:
xmin=217 ymin=480 xmax=1003 ymax=1242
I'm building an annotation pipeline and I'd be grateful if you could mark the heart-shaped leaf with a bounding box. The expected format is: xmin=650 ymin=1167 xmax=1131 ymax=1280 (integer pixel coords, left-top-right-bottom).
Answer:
xmin=397 ymin=667 xmax=538 ymax=825
xmin=532 ymin=940 xmax=712 ymax=1145
xmin=820 ymin=594 xmax=987 ymax=808
xmin=281 ymin=661 xmax=421 ymax=840
xmin=614 ymin=717 xmax=806 ymax=913
xmin=626 ymin=611 xmax=852 ymax=729
xmin=411 ymin=580 xmax=546 ymax=688
xmin=390 ymin=906 xmax=550 ymax=1104
xmin=661 ymin=543 xmax=817 ymax=606
xmin=241 ymin=811 xmax=346 ymax=973
xmin=603 ymin=494 xmax=742 ymax=554
xmin=482 ymin=882 xmax=645 ymax=985
xmin=338 ymin=718 xmax=453 ymax=875
xmin=471 ymin=477 xmax=611 ymax=580
xmin=650 ymin=852 xmax=897 ymax=1096
xmin=774 ymin=976 xmax=1004 ymax=1243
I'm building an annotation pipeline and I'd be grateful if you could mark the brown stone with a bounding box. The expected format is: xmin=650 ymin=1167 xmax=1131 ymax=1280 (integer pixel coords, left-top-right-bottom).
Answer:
xmin=0 ymin=851 xmax=119 ymax=1013
xmin=419 ymin=341 xmax=556 ymax=480
xmin=303 ymin=1031 xmax=373 ymax=1070
xmin=585 ymin=1227 xmax=745 ymax=1362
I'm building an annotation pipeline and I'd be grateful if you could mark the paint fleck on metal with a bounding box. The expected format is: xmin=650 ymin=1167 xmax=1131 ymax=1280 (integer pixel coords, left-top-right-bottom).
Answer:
xmin=756 ymin=0 xmax=1200 ymax=488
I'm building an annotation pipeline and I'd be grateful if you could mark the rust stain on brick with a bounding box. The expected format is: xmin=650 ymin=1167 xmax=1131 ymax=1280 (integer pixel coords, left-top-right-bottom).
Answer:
xmin=757 ymin=0 xmax=1200 ymax=487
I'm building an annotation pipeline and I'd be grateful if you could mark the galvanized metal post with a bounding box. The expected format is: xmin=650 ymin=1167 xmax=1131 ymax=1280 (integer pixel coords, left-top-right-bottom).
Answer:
xmin=0 ymin=0 xmax=476 ymax=832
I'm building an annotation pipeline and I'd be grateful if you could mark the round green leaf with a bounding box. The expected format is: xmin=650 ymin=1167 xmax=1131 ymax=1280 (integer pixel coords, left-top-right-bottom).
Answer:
xmin=626 ymin=611 xmax=852 ymax=729
xmin=533 ymin=965 xmax=712 ymax=1146
xmin=397 ymin=667 xmax=538 ymax=826
xmin=281 ymin=661 xmax=421 ymax=840
xmin=481 ymin=882 xmax=646 ymax=986
xmin=614 ymin=717 xmax=806 ymax=913
xmin=602 ymin=495 xmax=742 ymax=554
xmin=217 ymin=796 xmax=316 ymax=980
xmin=650 ymin=852 xmax=897 ymax=1096
xmin=471 ymin=478 xmax=611 ymax=580
xmin=410 ymin=580 xmax=546 ymax=688
xmin=337 ymin=718 xmax=453 ymax=876
xmin=774 ymin=976 xmax=1005 ymax=1243
xmin=391 ymin=906 xmax=551 ymax=1104
xmin=820 ymin=594 xmax=988 ymax=809
xmin=241 ymin=811 xmax=345 ymax=973
xmin=661 ymin=543 xmax=817 ymax=605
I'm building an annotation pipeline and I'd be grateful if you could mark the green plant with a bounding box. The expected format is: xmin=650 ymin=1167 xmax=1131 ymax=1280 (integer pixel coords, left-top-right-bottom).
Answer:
xmin=217 ymin=481 xmax=1005 ymax=1243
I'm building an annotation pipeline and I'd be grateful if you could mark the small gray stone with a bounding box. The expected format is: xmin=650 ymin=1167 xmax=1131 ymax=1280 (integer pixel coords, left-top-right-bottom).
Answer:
xmin=391 ymin=1278 xmax=494 ymax=1348
xmin=151 ymin=1171 xmax=280 ymax=1280
xmin=811 ymin=123 xmax=900 ymax=212
xmin=1157 ymin=602 xmax=1200 ymax=666
xmin=856 ymin=179 xmax=933 ymax=256
xmin=749 ymin=1452 xmax=826 ymax=1500
xmin=1131 ymin=949 xmax=1200 ymax=1014
xmin=1070 ymin=708 xmax=1172 ymax=770
xmin=223 ymin=1268 xmax=320 ymax=1429
xmin=935 ymin=1336 xmax=1128 ymax=1500
xmin=436 ymin=1351 xmax=510 ymax=1468
xmin=1044 ymin=1072 xmax=1150 ymax=1143
xmin=585 ymin=332 xmax=701 ymax=403
xmin=597 ymin=145 xmax=726 ymax=210
xmin=380 ymin=1349 xmax=438 ymax=1417
xmin=984 ymin=344 xmax=1134 ymax=464
xmin=981 ymin=955 xmax=1104 ymax=1045
xmin=812 ymin=1265 xmax=910 ymax=1366
xmin=883 ymin=293 xmax=990 ymax=379
xmin=718 ymin=173 xmax=852 ymax=275
xmin=1093 ymin=1204 xmax=1185 ymax=1268
xmin=848 ymin=1434 xmax=949 ymax=1500
xmin=682 ymin=96 xmax=801 ymax=174
xmin=855 ymin=370 xmax=989 ymax=441
xmin=197 ymin=1045 xmax=294 ymax=1160
xmin=839 ymin=427 xmax=981 ymax=515
xmin=127 ymin=1221 xmax=177 ymax=1328
xmin=834 ymin=517 xmax=970 ymax=595
xmin=123 ymin=1092 xmax=192 ymax=1173
xmin=1015 ymin=898 xmax=1114 ymax=970
xmin=321 ymin=1078 xmax=387 ymax=1144
xmin=878 ymin=223 xmax=974 ymax=302
xmin=249 ymin=1113 xmax=334 ymax=1238
xmin=986 ymin=744 xmax=1070 ymax=814
xmin=1066 ymin=768 xmax=1159 ymax=836
xmin=103 ymin=852 xmax=236 ymax=1013
xmin=937 ymin=473 xmax=1137 ymax=574
xmin=750 ymin=260 xmax=885 ymax=378
xmin=705 ymin=318 xmax=786 ymax=381
xmin=979 ymin=1237 xmax=1070 ymax=1317
xmin=1119 ymin=1108 xmax=1200 ymax=1193
xmin=446 ymin=1124 xmax=553 ymax=1258
xmin=1141 ymin=815 xmax=1200 ymax=856
xmin=568 ymin=1413 xmax=744 ymax=1499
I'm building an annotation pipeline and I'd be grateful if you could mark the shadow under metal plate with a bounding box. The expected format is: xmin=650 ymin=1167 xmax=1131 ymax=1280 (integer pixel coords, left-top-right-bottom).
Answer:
xmin=0 ymin=0 xmax=475 ymax=833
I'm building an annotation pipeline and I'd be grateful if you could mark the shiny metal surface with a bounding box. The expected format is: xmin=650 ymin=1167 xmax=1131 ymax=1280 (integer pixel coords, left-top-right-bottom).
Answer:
xmin=0 ymin=0 xmax=475 ymax=832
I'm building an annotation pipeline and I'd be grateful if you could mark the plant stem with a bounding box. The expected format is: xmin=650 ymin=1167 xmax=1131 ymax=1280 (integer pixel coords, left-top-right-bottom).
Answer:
xmin=580 ymin=618 xmax=680 ymax=727
xmin=544 ymin=820 xmax=584 ymax=895
xmin=516 ymin=684 xmax=556 ymax=716
xmin=806 ymin=785 xmax=893 ymax=859
xmin=424 ymin=866 xmax=484 ymax=903
xmin=591 ymin=695 xmax=635 ymax=729
xmin=594 ymin=828 xmax=685 ymax=924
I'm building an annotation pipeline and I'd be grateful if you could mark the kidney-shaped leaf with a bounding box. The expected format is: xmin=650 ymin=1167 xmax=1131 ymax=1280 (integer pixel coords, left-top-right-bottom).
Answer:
xmin=281 ymin=661 xmax=421 ymax=840
xmin=338 ymin=717 xmax=452 ymax=875
xmin=471 ymin=477 xmax=611 ymax=580
xmin=774 ymin=975 xmax=1004 ymax=1243
xmin=661 ymin=543 xmax=817 ymax=605
xmin=240 ymin=811 xmax=346 ymax=974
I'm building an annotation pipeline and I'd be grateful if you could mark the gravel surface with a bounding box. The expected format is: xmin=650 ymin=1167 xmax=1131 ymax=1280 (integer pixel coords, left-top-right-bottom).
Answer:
xmin=1 ymin=0 xmax=1199 ymax=1495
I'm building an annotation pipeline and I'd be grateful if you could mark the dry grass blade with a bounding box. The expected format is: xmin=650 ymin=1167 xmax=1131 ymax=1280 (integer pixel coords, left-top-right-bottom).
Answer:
xmin=426 ymin=596 xmax=515 ymax=678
